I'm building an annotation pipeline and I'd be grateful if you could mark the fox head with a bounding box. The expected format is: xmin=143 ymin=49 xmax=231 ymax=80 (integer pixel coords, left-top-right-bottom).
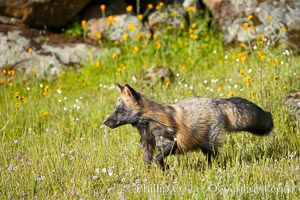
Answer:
xmin=104 ymin=84 xmax=143 ymax=129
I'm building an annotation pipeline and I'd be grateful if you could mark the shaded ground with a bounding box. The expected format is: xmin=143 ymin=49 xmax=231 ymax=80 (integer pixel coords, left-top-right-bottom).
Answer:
xmin=0 ymin=24 xmax=89 ymax=47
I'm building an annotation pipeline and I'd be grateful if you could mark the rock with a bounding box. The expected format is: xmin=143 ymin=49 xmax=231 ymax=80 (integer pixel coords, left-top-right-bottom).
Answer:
xmin=202 ymin=0 xmax=234 ymax=28
xmin=0 ymin=31 xmax=31 ymax=68
xmin=0 ymin=26 xmax=108 ymax=79
xmin=142 ymin=66 xmax=174 ymax=88
xmin=0 ymin=30 xmax=60 ymax=78
xmin=0 ymin=0 xmax=92 ymax=28
xmin=87 ymin=0 xmax=199 ymax=41
xmin=202 ymin=0 xmax=300 ymax=47
xmin=284 ymin=90 xmax=300 ymax=127
xmin=87 ymin=14 xmax=149 ymax=41
xmin=42 ymin=43 xmax=94 ymax=66
xmin=147 ymin=5 xmax=186 ymax=29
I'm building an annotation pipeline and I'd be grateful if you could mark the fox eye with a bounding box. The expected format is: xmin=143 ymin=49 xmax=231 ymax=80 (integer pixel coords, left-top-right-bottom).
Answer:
xmin=117 ymin=107 xmax=124 ymax=112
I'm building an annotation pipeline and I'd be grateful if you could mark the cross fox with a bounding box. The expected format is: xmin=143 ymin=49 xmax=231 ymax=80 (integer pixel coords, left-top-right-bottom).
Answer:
xmin=104 ymin=84 xmax=273 ymax=170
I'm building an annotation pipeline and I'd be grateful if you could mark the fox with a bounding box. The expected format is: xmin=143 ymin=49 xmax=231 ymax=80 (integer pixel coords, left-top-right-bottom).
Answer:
xmin=104 ymin=83 xmax=274 ymax=170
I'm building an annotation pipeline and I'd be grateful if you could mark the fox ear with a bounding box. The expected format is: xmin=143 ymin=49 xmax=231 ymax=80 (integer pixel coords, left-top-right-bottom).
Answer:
xmin=115 ymin=83 xmax=124 ymax=93
xmin=124 ymin=84 xmax=142 ymax=106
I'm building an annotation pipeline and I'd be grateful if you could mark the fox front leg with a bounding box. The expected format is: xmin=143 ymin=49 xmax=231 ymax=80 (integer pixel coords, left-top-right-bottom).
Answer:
xmin=139 ymin=133 xmax=155 ymax=166
xmin=155 ymin=139 xmax=178 ymax=171
xmin=137 ymin=122 xmax=155 ymax=166
xmin=142 ymin=143 xmax=154 ymax=165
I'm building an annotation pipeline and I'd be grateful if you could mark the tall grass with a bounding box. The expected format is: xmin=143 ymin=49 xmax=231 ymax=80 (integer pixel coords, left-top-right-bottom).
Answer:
xmin=0 ymin=6 xmax=299 ymax=199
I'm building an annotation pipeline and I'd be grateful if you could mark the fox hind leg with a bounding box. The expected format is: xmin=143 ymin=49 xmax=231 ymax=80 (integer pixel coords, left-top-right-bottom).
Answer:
xmin=200 ymin=144 xmax=218 ymax=164
xmin=200 ymin=126 xmax=224 ymax=164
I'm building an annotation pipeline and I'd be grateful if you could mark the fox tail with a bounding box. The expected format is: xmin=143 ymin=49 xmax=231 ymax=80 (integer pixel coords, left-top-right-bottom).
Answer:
xmin=222 ymin=97 xmax=274 ymax=135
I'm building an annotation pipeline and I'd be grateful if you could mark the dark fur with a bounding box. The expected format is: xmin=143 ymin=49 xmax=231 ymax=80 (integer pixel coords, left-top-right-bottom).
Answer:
xmin=104 ymin=84 xmax=273 ymax=170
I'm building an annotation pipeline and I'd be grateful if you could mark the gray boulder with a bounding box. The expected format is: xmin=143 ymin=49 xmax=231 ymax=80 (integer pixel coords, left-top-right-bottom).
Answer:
xmin=284 ymin=90 xmax=300 ymax=127
xmin=202 ymin=0 xmax=300 ymax=46
xmin=0 ymin=0 xmax=92 ymax=28
xmin=0 ymin=29 xmax=107 ymax=79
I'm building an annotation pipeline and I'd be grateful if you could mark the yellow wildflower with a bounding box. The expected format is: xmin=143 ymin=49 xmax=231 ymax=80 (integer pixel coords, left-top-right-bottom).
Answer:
xmin=191 ymin=23 xmax=197 ymax=29
xmin=136 ymin=33 xmax=144 ymax=40
xmin=27 ymin=48 xmax=33 ymax=54
xmin=250 ymin=91 xmax=256 ymax=99
xmin=81 ymin=20 xmax=87 ymax=28
xmin=114 ymin=40 xmax=120 ymax=46
xmin=146 ymin=33 xmax=152 ymax=40
xmin=152 ymin=33 xmax=157 ymax=39
xmin=237 ymin=52 xmax=246 ymax=58
xmin=14 ymin=92 xmax=20 ymax=99
xmin=133 ymin=46 xmax=139 ymax=53
xmin=93 ymin=61 xmax=100 ymax=67
xmin=128 ymin=23 xmax=135 ymax=31
xmin=94 ymin=33 xmax=102 ymax=39
xmin=156 ymin=2 xmax=164 ymax=10
xmin=107 ymin=16 xmax=116 ymax=26
xmin=2 ymin=69 xmax=7 ymax=75
xmin=44 ymin=85 xmax=49 ymax=92
xmin=137 ymin=14 xmax=143 ymax=21
xmin=155 ymin=40 xmax=161 ymax=49
xmin=57 ymin=72 xmax=62 ymax=78
xmin=123 ymin=33 xmax=128 ymax=41
xmin=259 ymin=34 xmax=265 ymax=41
xmin=243 ymin=22 xmax=249 ymax=30
xmin=187 ymin=6 xmax=196 ymax=13
xmin=100 ymin=4 xmax=106 ymax=11
xmin=65 ymin=127 xmax=71 ymax=133
xmin=165 ymin=81 xmax=170 ymax=88
xmin=7 ymin=70 xmax=15 ymax=76
xmin=190 ymin=34 xmax=198 ymax=40
xmin=179 ymin=65 xmax=185 ymax=74
xmin=15 ymin=102 xmax=20 ymax=109
xmin=257 ymin=51 xmax=265 ymax=61
xmin=126 ymin=5 xmax=133 ymax=12
xmin=268 ymin=15 xmax=272 ymax=21
xmin=244 ymin=76 xmax=251 ymax=85
xmin=241 ymin=56 xmax=247 ymax=64
xmin=141 ymin=42 xmax=147 ymax=48
xmin=256 ymin=40 xmax=263 ymax=46
xmin=43 ymin=85 xmax=49 ymax=96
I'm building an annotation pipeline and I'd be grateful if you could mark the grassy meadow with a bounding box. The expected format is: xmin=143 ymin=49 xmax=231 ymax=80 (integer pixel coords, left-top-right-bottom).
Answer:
xmin=1 ymin=8 xmax=300 ymax=199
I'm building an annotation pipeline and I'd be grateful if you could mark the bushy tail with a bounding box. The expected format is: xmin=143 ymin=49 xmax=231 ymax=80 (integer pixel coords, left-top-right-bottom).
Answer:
xmin=222 ymin=97 xmax=274 ymax=135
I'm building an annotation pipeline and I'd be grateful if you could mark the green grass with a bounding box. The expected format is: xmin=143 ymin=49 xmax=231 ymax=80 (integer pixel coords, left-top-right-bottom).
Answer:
xmin=1 ymin=18 xmax=300 ymax=199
